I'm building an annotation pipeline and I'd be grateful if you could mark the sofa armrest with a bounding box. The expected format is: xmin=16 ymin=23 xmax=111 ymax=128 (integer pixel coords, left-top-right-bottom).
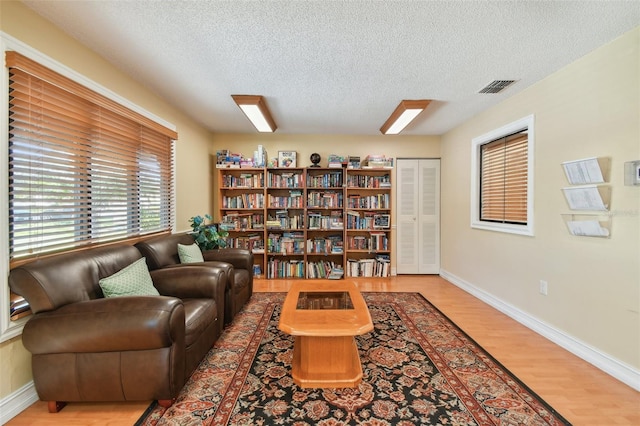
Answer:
xmin=202 ymin=248 xmax=253 ymax=271
xmin=150 ymin=265 xmax=226 ymax=303
xmin=22 ymin=296 xmax=184 ymax=354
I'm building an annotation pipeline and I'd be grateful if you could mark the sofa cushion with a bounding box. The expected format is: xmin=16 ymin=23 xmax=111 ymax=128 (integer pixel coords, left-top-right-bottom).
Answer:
xmin=233 ymin=269 xmax=251 ymax=294
xmin=178 ymin=243 xmax=204 ymax=264
xmin=183 ymin=299 xmax=218 ymax=347
xmin=135 ymin=233 xmax=196 ymax=270
xmin=99 ymin=258 xmax=159 ymax=298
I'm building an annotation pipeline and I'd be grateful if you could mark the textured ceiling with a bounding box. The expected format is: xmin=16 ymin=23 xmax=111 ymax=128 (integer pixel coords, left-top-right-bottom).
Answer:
xmin=22 ymin=0 xmax=640 ymax=136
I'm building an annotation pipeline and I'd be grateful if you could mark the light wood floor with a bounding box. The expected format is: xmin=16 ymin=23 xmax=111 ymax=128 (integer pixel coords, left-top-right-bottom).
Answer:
xmin=7 ymin=276 xmax=639 ymax=425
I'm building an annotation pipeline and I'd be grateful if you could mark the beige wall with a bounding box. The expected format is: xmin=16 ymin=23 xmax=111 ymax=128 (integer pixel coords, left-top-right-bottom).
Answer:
xmin=0 ymin=1 xmax=215 ymax=399
xmin=441 ymin=28 xmax=639 ymax=369
xmin=1 ymin=0 xmax=637 ymax=405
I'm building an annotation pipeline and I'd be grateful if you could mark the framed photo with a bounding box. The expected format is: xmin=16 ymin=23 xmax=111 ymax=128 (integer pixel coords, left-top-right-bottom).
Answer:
xmin=373 ymin=214 xmax=390 ymax=229
xmin=278 ymin=151 xmax=297 ymax=168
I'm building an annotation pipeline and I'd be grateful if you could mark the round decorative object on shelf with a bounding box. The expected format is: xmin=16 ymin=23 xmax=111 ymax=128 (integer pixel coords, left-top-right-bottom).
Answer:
xmin=310 ymin=153 xmax=321 ymax=167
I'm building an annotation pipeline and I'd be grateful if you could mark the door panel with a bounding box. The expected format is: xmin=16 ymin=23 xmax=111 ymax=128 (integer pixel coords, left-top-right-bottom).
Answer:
xmin=396 ymin=159 xmax=440 ymax=274
xmin=397 ymin=160 xmax=419 ymax=272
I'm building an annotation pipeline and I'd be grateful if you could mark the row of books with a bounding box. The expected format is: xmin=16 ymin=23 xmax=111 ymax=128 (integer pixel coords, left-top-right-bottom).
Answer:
xmin=307 ymin=212 xmax=343 ymax=229
xmin=224 ymin=235 xmax=384 ymax=253
xmin=266 ymin=211 xmax=305 ymax=229
xmin=222 ymin=193 xmax=265 ymax=209
xmin=266 ymin=259 xmax=305 ymax=278
xmin=347 ymin=194 xmax=390 ymax=209
xmin=267 ymin=192 xmax=304 ymax=208
xmin=307 ymin=236 xmax=343 ymax=254
xmin=266 ymin=254 xmax=393 ymax=278
xmin=225 ymin=235 xmax=265 ymax=253
xmin=220 ymin=211 xmax=388 ymax=234
xmin=307 ymin=261 xmax=344 ymax=279
xmin=347 ymin=232 xmax=388 ymax=251
xmin=216 ymin=150 xmax=244 ymax=168
xmin=307 ymin=172 xmax=343 ymax=188
xmin=267 ymin=232 xmax=305 ymax=255
xmin=224 ymin=235 xmax=385 ymax=253
xmin=220 ymin=212 xmax=265 ymax=230
xmin=220 ymin=172 xmax=264 ymax=188
xmin=346 ymin=174 xmax=391 ymax=188
xmin=267 ymin=172 xmax=305 ymax=188
xmin=346 ymin=210 xmax=379 ymax=229
xmin=346 ymin=255 xmax=390 ymax=277
xmin=307 ymin=191 xmax=343 ymax=208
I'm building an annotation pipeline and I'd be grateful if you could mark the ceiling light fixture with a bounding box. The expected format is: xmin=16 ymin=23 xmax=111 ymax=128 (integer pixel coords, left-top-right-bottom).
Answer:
xmin=380 ymin=100 xmax=431 ymax=135
xmin=231 ymin=95 xmax=277 ymax=132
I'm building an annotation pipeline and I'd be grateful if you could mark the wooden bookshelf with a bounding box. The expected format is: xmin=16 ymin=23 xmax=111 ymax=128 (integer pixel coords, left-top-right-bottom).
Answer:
xmin=217 ymin=166 xmax=392 ymax=279
xmin=344 ymin=168 xmax=391 ymax=278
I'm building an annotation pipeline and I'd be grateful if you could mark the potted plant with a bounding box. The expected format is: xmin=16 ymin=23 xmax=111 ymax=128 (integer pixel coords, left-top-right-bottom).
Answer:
xmin=188 ymin=214 xmax=229 ymax=251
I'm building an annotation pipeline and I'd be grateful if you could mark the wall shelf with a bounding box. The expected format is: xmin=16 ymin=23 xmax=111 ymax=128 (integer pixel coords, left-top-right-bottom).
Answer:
xmin=561 ymin=213 xmax=611 ymax=238
xmin=561 ymin=185 xmax=610 ymax=211
xmin=561 ymin=157 xmax=610 ymax=185
xmin=560 ymin=157 xmax=612 ymax=237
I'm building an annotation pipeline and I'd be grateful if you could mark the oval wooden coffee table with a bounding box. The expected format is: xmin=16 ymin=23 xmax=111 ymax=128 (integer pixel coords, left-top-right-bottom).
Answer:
xmin=278 ymin=281 xmax=373 ymax=388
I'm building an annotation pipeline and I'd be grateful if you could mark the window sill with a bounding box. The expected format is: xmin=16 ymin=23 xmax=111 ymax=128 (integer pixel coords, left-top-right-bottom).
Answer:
xmin=0 ymin=316 xmax=27 ymax=343
xmin=471 ymin=220 xmax=534 ymax=237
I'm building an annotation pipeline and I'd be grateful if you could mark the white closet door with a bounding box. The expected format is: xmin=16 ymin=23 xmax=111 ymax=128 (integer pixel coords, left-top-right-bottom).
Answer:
xmin=397 ymin=160 xmax=420 ymax=273
xmin=419 ymin=160 xmax=440 ymax=273
xmin=396 ymin=159 xmax=440 ymax=274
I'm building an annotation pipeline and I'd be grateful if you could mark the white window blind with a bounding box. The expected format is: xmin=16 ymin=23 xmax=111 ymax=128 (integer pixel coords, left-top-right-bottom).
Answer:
xmin=480 ymin=131 xmax=528 ymax=224
xmin=7 ymin=51 xmax=176 ymax=261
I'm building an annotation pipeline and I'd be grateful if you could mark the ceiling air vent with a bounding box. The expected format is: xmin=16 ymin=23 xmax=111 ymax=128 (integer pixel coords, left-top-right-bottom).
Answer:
xmin=478 ymin=80 xmax=516 ymax=94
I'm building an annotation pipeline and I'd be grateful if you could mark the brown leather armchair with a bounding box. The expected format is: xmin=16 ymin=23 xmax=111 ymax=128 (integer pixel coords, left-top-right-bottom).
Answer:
xmin=9 ymin=244 xmax=226 ymax=412
xmin=135 ymin=233 xmax=254 ymax=325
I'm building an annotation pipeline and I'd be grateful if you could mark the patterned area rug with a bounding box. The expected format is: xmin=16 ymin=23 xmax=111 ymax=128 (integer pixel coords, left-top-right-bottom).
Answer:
xmin=138 ymin=292 xmax=570 ymax=425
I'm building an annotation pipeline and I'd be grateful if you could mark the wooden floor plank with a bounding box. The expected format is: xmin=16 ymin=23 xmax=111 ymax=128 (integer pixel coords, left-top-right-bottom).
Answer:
xmin=6 ymin=275 xmax=639 ymax=425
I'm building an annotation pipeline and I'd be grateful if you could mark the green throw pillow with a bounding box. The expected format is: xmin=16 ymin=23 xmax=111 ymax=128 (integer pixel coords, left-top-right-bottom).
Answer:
xmin=99 ymin=257 xmax=159 ymax=298
xmin=178 ymin=243 xmax=204 ymax=263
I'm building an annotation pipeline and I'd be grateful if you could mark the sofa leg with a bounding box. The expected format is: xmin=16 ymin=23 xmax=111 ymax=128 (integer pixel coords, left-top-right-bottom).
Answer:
xmin=48 ymin=401 xmax=67 ymax=413
xmin=157 ymin=399 xmax=173 ymax=408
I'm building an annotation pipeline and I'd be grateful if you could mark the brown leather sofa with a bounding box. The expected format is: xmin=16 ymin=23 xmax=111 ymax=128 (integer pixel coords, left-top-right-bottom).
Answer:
xmin=135 ymin=233 xmax=254 ymax=325
xmin=8 ymin=244 xmax=226 ymax=412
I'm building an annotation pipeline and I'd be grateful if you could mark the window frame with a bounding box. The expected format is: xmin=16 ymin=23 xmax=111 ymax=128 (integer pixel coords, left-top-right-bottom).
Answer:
xmin=0 ymin=32 xmax=177 ymax=342
xmin=470 ymin=114 xmax=534 ymax=236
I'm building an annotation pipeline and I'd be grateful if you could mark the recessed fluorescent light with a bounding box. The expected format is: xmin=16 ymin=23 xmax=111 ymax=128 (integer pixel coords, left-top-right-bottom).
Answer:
xmin=231 ymin=95 xmax=277 ymax=132
xmin=380 ymin=100 xmax=431 ymax=135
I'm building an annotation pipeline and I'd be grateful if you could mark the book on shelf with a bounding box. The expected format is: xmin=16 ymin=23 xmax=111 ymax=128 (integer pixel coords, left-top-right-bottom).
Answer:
xmin=306 ymin=260 xmax=344 ymax=279
xmin=329 ymin=218 xmax=344 ymax=229
xmin=347 ymin=156 xmax=361 ymax=169
xmin=362 ymin=155 xmax=394 ymax=168
xmin=266 ymin=220 xmax=282 ymax=229
xmin=346 ymin=256 xmax=390 ymax=278
xmin=220 ymin=211 xmax=265 ymax=231
xmin=327 ymin=154 xmax=344 ymax=168
xmin=328 ymin=266 xmax=344 ymax=280
xmin=253 ymin=264 xmax=262 ymax=276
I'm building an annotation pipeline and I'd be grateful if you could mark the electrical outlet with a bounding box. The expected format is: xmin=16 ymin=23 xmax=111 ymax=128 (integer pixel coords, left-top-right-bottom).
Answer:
xmin=539 ymin=280 xmax=548 ymax=296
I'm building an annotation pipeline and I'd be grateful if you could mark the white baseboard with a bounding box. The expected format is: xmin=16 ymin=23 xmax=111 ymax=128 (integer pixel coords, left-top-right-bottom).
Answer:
xmin=0 ymin=381 xmax=38 ymax=424
xmin=440 ymin=269 xmax=640 ymax=392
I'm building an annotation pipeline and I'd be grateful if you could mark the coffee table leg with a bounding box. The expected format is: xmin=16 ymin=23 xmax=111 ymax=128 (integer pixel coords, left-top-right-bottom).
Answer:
xmin=292 ymin=335 xmax=363 ymax=388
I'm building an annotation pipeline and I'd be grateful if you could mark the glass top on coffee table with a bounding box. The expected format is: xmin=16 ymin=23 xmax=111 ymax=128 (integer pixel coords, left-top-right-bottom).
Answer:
xmin=296 ymin=291 xmax=354 ymax=310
